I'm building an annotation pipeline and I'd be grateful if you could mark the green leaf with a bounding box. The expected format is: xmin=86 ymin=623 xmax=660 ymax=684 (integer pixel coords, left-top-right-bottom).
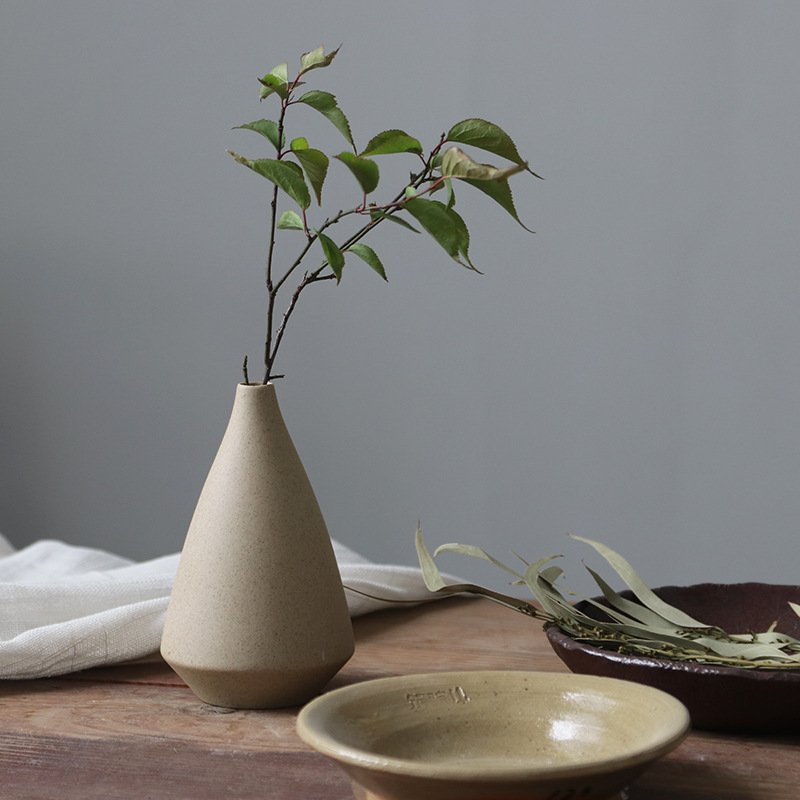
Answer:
xmin=461 ymin=176 xmax=534 ymax=232
xmin=335 ymin=152 xmax=379 ymax=195
xmin=445 ymin=204 xmax=477 ymax=271
xmin=290 ymin=142 xmax=329 ymax=205
xmin=277 ymin=209 xmax=304 ymax=230
xmin=227 ymin=151 xmax=311 ymax=210
xmin=318 ymin=232 xmax=345 ymax=282
xmin=270 ymin=61 xmax=288 ymax=84
xmin=360 ymin=129 xmax=423 ymax=157
xmin=299 ymin=44 xmax=341 ymax=75
xmin=447 ymin=118 xmax=530 ymax=168
xmin=297 ymin=90 xmax=355 ymax=149
xmin=348 ymin=243 xmax=387 ymax=281
xmin=258 ymin=62 xmax=289 ymax=101
xmin=369 ymin=207 xmax=421 ymax=233
xmin=234 ymin=119 xmax=282 ymax=151
xmin=444 ymin=178 xmax=456 ymax=210
xmin=440 ymin=146 xmax=527 ymax=181
xmin=403 ymin=197 xmax=476 ymax=270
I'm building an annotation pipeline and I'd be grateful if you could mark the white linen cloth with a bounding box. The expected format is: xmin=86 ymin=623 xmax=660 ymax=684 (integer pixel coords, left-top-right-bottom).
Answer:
xmin=0 ymin=533 xmax=445 ymax=680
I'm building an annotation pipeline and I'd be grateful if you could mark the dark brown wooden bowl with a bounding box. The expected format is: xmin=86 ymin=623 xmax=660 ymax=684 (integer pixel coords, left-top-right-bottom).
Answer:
xmin=545 ymin=582 xmax=800 ymax=733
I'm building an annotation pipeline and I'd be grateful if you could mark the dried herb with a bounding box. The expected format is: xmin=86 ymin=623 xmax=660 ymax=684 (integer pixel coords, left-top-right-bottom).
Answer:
xmin=416 ymin=527 xmax=800 ymax=669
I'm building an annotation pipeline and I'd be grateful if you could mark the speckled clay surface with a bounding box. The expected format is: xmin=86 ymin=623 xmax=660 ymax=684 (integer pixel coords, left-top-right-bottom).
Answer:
xmin=161 ymin=382 xmax=354 ymax=708
xmin=296 ymin=670 xmax=690 ymax=800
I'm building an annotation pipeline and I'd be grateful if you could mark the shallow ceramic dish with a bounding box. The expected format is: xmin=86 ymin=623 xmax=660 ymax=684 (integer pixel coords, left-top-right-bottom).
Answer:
xmin=296 ymin=670 xmax=689 ymax=800
xmin=546 ymin=582 xmax=800 ymax=733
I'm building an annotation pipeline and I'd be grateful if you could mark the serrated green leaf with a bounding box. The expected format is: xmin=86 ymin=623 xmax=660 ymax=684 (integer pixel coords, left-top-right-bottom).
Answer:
xmin=258 ymin=63 xmax=289 ymax=101
xmin=290 ymin=137 xmax=309 ymax=151
xmin=299 ymin=44 xmax=341 ymax=74
xmin=291 ymin=144 xmax=329 ymax=205
xmin=227 ymin=151 xmax=311 ymax=210
xmin=348 ymin=243 xmax=388 ymax=281
xmin=335 ymin=152 xmax=379 ymax=195
xmin=403 ymin=197 xmax=458 ymax=258
xmin=461 ymin=176 xmax=534 ymax=232
xmin=447 ymin=118 xmax=529 ymax=168
xmin=318 ymin=232 xmax=345 ymax=282
xmin=445 ymin=204 xmax=477 ymax=271
xmin=234 ymin=119 xmax=283 ymax=151
xmin=271 ymin=62 xmax=288 ymax=84
xmin=277 ymin=209 xmax=304 ymax=230
xmin=441 ymin=146 xmax=527 ymax=181
xmin=297 ymin=90 xmax=355 ymax=149
xmin=403 ymin=197 xmax=475 ymax=269
xmin=360 ymin=129 xmax=423 ymax=157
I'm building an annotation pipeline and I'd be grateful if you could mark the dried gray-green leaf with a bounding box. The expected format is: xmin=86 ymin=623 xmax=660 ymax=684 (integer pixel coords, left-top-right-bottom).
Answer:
xmin=441 ymin=147 xmax=527 ymax=181
xmin=571 ymin=536 xmax=707 ymax=628
xmin=432 ymin=542 xmax=525 ymax=581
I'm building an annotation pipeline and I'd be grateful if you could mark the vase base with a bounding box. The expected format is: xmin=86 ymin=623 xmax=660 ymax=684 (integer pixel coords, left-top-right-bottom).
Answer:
xmin=163 ymin=652 xmax=353 ymax=709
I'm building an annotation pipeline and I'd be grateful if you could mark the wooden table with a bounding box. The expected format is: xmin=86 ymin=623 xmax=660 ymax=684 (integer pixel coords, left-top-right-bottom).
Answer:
xmin=0 ymin=596 xmax=797 ymax=799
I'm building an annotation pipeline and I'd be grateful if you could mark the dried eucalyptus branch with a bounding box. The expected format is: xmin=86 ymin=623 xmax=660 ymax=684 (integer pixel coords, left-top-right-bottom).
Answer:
xmin=416 ymin=527 xmax=800 ymax=669
xmin=228 ymin=45 xmax=540 ymax=383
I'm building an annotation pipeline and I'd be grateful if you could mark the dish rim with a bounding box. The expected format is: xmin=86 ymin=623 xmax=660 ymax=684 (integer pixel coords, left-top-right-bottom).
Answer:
xmin=296 ymin=669 xmax=690 ymax=782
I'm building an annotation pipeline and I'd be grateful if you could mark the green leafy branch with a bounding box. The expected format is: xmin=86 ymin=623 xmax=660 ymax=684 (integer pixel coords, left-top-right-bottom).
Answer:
xmin=416 ymin=527 xmax=800 ymax=669
xmin=228 ymin=45 xmax=540 ymax=383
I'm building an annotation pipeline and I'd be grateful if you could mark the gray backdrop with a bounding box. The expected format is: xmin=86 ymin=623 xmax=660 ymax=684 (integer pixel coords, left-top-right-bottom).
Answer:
xmin=2 ymin=1 xmax=799 ymax=596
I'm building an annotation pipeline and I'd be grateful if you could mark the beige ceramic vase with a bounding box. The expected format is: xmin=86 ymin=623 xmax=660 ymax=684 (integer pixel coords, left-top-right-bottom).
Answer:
xmin=160 ymin=382 xmax=354 ymax=709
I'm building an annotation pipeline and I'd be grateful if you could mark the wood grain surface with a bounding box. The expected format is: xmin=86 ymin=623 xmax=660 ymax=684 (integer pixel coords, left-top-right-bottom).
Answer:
xmin=0 ymin=595 xmax=797 ymax=799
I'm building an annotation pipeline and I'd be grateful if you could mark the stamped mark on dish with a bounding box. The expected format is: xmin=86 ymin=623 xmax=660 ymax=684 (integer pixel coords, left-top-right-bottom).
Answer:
xmin=405 ymin=686 xmax=471 ymax=711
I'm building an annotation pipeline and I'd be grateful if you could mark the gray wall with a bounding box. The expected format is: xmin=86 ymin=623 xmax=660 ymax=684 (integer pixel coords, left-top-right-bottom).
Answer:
xmin=3 ymin=1 xmax=800 ymax=596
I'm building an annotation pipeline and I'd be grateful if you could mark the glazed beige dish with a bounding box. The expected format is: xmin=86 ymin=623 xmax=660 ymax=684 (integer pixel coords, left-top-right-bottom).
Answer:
xmin=296 ymin=670 xmax=690 ymax=800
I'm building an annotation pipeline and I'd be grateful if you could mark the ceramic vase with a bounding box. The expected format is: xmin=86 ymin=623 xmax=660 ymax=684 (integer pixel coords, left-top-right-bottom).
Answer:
xmin=160 ymin=382 xmax=354 ymax=709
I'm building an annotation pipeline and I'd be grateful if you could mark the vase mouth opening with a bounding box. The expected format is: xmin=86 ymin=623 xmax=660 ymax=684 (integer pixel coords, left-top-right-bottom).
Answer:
xmin=238 ymin=381 xmax=277 ymax=389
